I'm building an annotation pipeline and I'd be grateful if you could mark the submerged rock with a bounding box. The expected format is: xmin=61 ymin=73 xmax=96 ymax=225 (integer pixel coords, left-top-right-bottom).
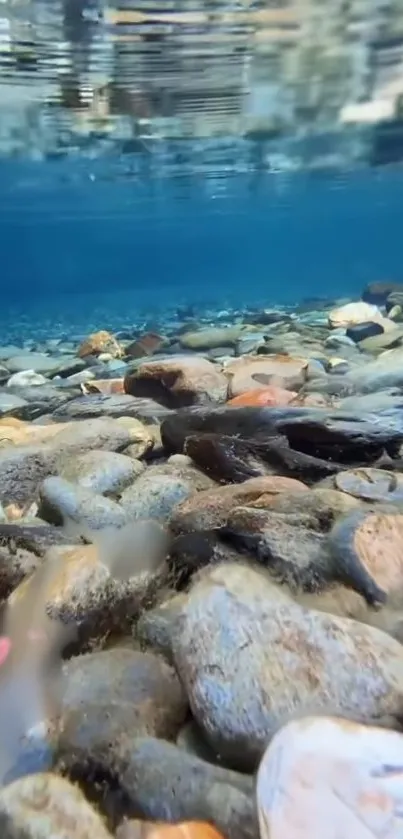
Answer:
xmin=124 ymin=356 xmax=228 ymax=408
xmin=172 ymin=563 xmax=403 ymax=771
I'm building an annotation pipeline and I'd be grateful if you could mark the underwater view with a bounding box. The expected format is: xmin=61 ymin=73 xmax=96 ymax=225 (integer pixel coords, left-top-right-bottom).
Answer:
xmin=2 ymin=0 xmax=403 ymax=837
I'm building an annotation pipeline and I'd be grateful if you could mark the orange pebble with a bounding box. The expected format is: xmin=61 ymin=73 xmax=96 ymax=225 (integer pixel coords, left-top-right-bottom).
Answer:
xmin=226 ymin=386 xmax=297 ymax=407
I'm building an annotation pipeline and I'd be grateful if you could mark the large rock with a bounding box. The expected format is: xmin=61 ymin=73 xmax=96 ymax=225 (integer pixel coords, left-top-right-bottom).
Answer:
xmin=257 ymin=716 xmax=403 ymax=839
xmin=124 ymin=356 xmax=228 ymax=408
xmin=172 ymin=563 xmax=403 ymax=771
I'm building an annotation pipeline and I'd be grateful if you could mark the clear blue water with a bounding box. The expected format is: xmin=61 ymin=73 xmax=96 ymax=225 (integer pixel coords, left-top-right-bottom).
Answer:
xmin=1 ymin=159 xmax=402 ymax=337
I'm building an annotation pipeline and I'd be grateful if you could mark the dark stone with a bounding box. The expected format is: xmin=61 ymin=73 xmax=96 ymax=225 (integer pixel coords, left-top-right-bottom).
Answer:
xmin=184 ymin=434 xmax=272 ymax=483
xmin=362 ymin=281 xmax=403 ymax=306
xmin=221 ymin=507 xmax=333 ymax=592
xmin=0 ymin=523 xmax=81 ymax=556
xmin=168 ymin=531 xmax=244 ymax=587
xmin=162 ymin=406 xmax=403 ymax=466
xmin=346 ymin=321 xmax=385 ymax=343
xmin=52 ymin=394 xmax=173 ymax=422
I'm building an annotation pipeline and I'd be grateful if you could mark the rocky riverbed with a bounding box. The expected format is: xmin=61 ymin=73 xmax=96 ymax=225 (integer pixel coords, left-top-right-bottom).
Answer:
xmin=1 ymin=283 xmax=403 ymax=837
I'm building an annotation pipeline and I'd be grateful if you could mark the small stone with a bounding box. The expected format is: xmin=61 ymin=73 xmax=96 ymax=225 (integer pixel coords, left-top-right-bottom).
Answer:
xmin=126 ymin=333 xmax=165 ymax=358
xmin=124 ymin=356 xmax=228 ymax=408
xmin=81 ymin=378 xmax=124 ymax=395
xmin=226 ymin=386 xmax=297 ymax=407
xmin=38 ymin=477 xmax=128 ymax=530
xmin=6 ymin=353 xmax=78 ymax=376
xmin=78 ymin=330 xmax=123 ymax=359
xmin=58 ymin=449 xmax=144 ymax=495
xmin=257 ymin=716 xmax=403 ymax=839
xmin=179 ymin=327 xmax=246 ymax=351
xmin=0 ymin=772 xmax=113 ymax=839
xmin=329 ymin=507 xmax=403 ymax=605
xmin=0 ymin=393 xmax=28 ymax=417
xmin=328 ymin=301 xmax=384 ymax=329
xmin=121 ymin=463 xmax=214 ymax=523
xmin=6 ymin=370 xmax=48 ymax=388
xmin=388 ymin=303 xmax=403 ymax=321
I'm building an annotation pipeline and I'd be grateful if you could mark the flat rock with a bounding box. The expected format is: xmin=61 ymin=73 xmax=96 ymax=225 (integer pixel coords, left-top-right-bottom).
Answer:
xmin=226 ymin=386 xmax=297 ymax=407
xmin=0 ymin=773 xmax=113 ymax=839
xmin=6 ymin=371 xmax=48 ymax=388
xmin=179 ymin=327 xmax=246 ymax=351
xmin=57 ymin=649 xmax=187 ymax=767
xmin=329 ymin=507 xmax=403 ymax=605
xmin=184 ymin=434 xmax=274 ymax=483
xmin=334 ymin=467 xmax=403 ymax=502
xmin=124 ymin=356 xmax=228 ymax=408
xmin=58 ymin=449 xmax=144 ymax=495
xmin=6 ymin=354 xmax=77 ymax=375
xmin=52 ymin=394 xmax=151 ymax=421
xmin=226 ymin=355 xmax=307 ymax=397
xmin=257 ymin=716 xmax=403 ymax=839
xmin=172 ymin=563 xmax=403 ymax=771
xmin=170 ymin=476 xmax=308 ymax=534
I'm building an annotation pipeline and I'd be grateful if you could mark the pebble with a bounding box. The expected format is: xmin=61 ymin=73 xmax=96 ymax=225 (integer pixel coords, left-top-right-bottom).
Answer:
xmin=121 ymin=463 xmax=214 ymax=523
xmin=58 ymin=449 xmax=144 ymax=494
xmin=0 ymin=773 xmax=113 ymax=839
xmin=226 ymin=355 xmax=307 ymax=396
xmin=328 ymin=301 xmax=384 ymax=328
xmin=6 ymin=370 xmax=49 ymax=387
xmin=38 ymin=476 xmax=128 ymax=530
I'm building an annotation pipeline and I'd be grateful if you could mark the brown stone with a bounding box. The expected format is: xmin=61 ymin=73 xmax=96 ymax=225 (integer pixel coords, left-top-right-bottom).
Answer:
xmin=78 ymin=330 xmax=123 ymax=359
xmin=170 ymin=476 xmax=308 ymax=533
xmin=257 ymin=716 xmax=403 ymax=839
xmin=225 ymin=355 xmax=307 ymax=398
xmin=82 ymin=378 xmax=125 ymax=395
xmin=126 ymin=333 xmax=165 ymax=358
xmin=124 ymin=356 xmax=228 ymax=408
